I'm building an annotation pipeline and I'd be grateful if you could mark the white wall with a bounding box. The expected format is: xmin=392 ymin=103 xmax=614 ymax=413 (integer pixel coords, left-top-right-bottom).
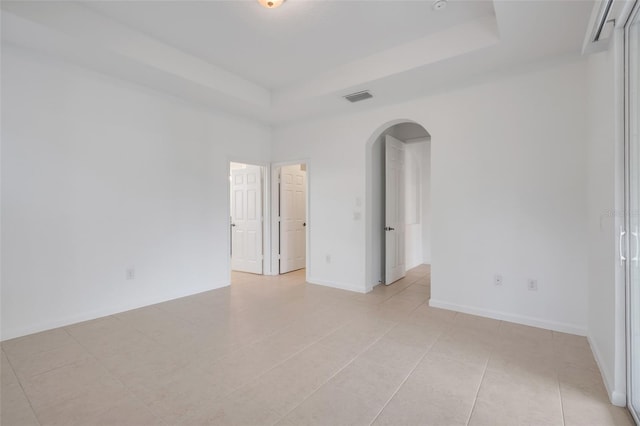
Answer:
xmin=404 ymin=141 xmax=426 ymax=270
xmin=586 ymin=31 xmax=627 ymax=406
xmin=422 ymin=141 xmax=432 ymax=264
xmin=368 ymin=126 xmax=429 ymax=286
xmin=1 ymin=46 xmax=271 ymax=340
xmin=272 ymin=58 xmax=589 ymax=333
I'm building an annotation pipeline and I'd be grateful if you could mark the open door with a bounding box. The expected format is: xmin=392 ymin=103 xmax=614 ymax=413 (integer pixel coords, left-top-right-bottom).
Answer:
xmin=385 ymin=135 xmax=406 ymax=284
xmin=280 ymin=164 xmax=306 ymax=274
xmin=231 ymin=164 xmax=263 ymax=274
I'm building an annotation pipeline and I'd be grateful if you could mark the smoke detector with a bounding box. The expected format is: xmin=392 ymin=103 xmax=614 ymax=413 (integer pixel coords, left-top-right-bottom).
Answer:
xmin=432 ymin=0 xmax=447 ymax=11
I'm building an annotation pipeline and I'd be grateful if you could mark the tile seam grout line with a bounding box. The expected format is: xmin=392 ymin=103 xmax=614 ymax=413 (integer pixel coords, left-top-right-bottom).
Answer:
xmin=464 ymin=319 xmax=499 ymax=426
xmin=179 ymin=315 xmax=359 ymax=422
xmin=271 ymin=300 xmax=428 ymax=425
xmin=65 ymin=285 xmax=348 ymax=424
xmin=368 ymin=323 xmax=449 ymax=426
xmin=554 ymin=333 xmax=567 ymax=426
xmin=60 ymin=326 xmax=163 ymax=424
xmin=1 ymin=347 xmax=43 ymax=426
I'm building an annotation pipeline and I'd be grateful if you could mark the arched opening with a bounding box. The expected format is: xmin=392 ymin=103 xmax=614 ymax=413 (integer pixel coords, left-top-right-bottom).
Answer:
xmin=365 ymin=119 xmax=431 ymax=291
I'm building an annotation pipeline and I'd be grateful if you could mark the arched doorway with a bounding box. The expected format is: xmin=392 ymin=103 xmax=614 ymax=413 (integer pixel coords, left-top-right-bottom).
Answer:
xmin=365 ymin=120 xmax=431 ymax=291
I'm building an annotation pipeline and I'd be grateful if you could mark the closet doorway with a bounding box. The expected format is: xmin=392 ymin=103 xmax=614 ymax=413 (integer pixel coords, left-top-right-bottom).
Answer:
xmin=273 ymin=163 xmax=308 ymax=276
xmin=229 ymin=162 xmax=266 ymax=275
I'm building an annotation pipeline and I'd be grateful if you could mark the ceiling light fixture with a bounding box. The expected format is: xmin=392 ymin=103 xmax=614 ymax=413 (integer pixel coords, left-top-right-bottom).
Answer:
xmin=258 ymin=0 xmax=285 ymax=9
xmin=432 ymin=0 xmax=447 ymax=11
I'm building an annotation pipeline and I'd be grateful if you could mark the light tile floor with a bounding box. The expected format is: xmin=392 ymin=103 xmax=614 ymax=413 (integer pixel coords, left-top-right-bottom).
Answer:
xmin=1 ymin=265 xmax=635 ymax=426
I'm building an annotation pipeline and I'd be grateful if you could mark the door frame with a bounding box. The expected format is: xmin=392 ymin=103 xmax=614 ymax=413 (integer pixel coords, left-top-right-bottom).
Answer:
xmin=365 ymin=119 xmax=428 ymax=292
xmin=270 ymin=159 xmax=310 ymax=277
xmin=227 ymin=159 xmax=271 ymax=279
xmin=625 ymin=0 xmax=640 ymax=420
xmin=384 ymin=134 xmax=407 ymax=285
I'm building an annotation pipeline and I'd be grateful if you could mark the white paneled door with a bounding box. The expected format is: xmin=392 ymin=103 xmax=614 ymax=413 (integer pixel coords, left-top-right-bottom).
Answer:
xmin=280 ymin=164 xmax=306 ymax=274
xmin=231 ymin=165 xmax=263 ymax=274
xmin=385 ymin=135 xmax=406 ymax=284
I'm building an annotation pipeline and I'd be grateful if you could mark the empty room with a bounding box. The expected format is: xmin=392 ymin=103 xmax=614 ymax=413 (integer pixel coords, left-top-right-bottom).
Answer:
xmin=2 ymin=0 xmax=640 ymax=425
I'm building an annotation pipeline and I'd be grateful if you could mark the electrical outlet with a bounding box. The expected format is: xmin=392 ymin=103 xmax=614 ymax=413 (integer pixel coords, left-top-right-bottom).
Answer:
xmin=126 ymin=267 xmax=135 ymax=280
xmin=325 ymin=254 xmax=331 ymax=264
xmin=494 ymin=274 xmax=503 ymax=286
xmin=527 ymin=279 xmax=538 ymax=291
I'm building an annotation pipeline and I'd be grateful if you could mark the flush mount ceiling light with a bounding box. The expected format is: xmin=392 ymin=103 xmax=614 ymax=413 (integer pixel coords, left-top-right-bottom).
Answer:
xmin=258 ymin=0 xmax=285 ymax=9
xmin=432 ymin=0 xmax=447 ymax=11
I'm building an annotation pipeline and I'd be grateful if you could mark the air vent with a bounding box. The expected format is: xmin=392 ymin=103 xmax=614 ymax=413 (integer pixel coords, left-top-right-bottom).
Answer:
xmin=344 ymin=90 xmax=373 ymax=103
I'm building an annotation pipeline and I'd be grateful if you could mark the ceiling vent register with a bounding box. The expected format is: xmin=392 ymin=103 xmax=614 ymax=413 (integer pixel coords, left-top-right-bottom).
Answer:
xmin=344 ymin=90 xmax=373 ymax=103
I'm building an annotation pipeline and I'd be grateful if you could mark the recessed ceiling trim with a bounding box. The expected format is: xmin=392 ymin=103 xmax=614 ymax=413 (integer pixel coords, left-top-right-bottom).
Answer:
xmin=1 ymin=2 xmax=271 ymax=108
xmin=276 ymin=16 xmax=499 ymax=106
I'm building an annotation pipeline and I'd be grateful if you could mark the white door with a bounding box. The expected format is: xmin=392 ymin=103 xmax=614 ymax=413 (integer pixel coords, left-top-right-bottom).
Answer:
xmin=385 ymin=135 xmax=406 ymax=284
xmin=280 ymin=164 xmax=306 ymax=274
xmin=626 ymin=4 xmax=640 ymax=422
xmin=231 ymin=165 xmax=263 ymax=274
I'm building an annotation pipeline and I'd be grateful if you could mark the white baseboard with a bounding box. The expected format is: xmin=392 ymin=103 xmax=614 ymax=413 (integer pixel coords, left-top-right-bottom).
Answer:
xmin=406 ymin=260 xmax=422 ymax=271
xmin=306 ymin=277 xmax=367 ymax=294
xmin=610 ymin=390 xmax=627 ymax=407
xmin=428 ymin=299 xmax=587 ymax=336
xmin=587 ymin=335 xmax=627 ymax=407
xmin=1 ymin=281 xmax=230 ymax=341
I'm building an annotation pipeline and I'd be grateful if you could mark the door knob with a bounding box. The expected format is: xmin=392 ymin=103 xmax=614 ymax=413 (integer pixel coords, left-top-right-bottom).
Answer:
xmin=231 ymin=223 xmax=236 ymax=227
xmin=303 ymin=222 xmax=306 ymax=227
xmin=384 ymin=226 xmax=395 ymax=231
